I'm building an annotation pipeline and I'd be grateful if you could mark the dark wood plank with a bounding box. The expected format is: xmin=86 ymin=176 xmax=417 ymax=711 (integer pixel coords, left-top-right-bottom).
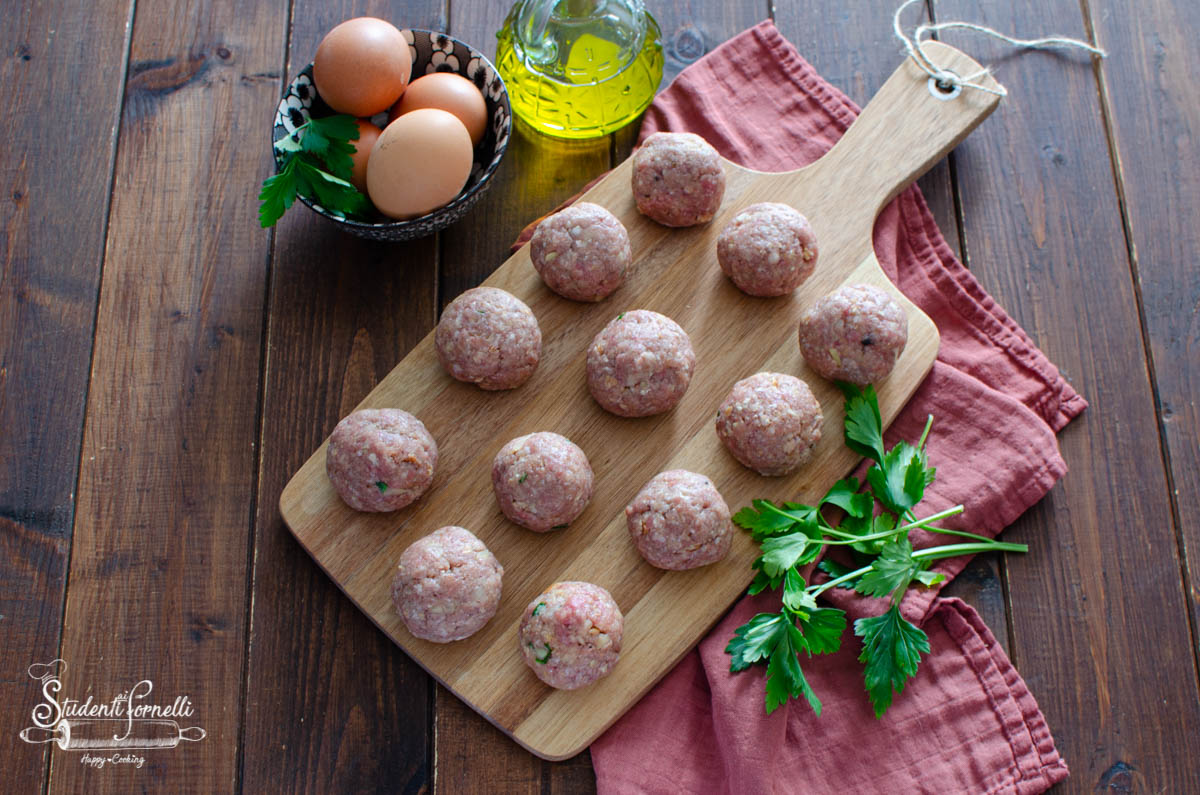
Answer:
xmin=0 ymin=1 xmax=132 ymax=788
xmin=936 ymin=0 xmax=1200 ymax=789
xmin=242 ymin=233 xmax=441 ymax=795
xmin=1087 ymin=0 xmax=1200 ymax=701
xmin=46 ymin=0 xmax=286 ymax=791
xmin=240 ymin=2 xmax=445 ymax=794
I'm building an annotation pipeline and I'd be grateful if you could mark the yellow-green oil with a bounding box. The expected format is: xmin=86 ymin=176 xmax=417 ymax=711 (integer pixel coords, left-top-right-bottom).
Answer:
xmin=496 ymin=0 xmax=664 ymax=139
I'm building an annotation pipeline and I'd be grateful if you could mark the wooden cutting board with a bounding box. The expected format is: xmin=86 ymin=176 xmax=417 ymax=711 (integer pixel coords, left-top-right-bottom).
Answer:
xmin=280 ymin=42 xmax=1001 ymax=760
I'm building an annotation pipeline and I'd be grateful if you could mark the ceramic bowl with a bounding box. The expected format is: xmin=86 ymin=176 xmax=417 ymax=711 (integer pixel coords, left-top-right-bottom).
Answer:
xmin=272 ymin=29 xmax=511 ymax=241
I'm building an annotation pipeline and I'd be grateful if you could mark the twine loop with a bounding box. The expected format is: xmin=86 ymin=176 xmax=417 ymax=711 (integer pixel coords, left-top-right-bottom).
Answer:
xmin=893 ymin=0 xmax=1108 ymax=98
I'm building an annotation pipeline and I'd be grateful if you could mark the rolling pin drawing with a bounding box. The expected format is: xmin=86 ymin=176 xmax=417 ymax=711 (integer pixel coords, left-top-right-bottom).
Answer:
xmin=19 ymin=719 xmax=206 ymax=750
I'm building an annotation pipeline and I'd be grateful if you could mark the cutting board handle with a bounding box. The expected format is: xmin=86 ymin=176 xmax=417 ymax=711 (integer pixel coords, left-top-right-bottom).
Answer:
xmin=807 ymin=41 xmax=1002 ymax=228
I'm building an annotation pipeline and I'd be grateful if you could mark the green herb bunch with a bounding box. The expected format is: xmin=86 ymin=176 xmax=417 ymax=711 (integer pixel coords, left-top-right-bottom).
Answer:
xmin=726 ymin=384 xmax=1027 ymax=718
xmin=259 ymin=114 xmax=370 ymax=227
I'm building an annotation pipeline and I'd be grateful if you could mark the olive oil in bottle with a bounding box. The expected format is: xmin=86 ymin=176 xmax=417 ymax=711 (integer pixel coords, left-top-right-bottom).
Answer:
xmin=496 ymin=0 xmax=664 ymax=139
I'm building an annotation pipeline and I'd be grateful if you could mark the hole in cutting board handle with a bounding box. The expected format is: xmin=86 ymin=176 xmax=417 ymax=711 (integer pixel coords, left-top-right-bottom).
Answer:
xmin=929 ymin=72 xmax=963 ymax=101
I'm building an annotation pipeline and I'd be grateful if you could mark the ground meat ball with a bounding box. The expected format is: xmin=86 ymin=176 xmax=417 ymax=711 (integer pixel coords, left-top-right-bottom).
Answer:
xmin=435 ymin=287 xmax=542 ymax=390
xmin=492 ymin=432 xmax=594 ymax=532
xmin=530 ymin=203 xmax=632 ymax=302
xmin=631 ymin=132 xmax=726 ymax=227
xmin=798 ymin=284 xmax=909 ymax=385
xmin=625 ymin=469 xmax=733 ymax=570
xmin=586 ymin=310 xmax=695 ymax=417
xmin=716 ymin=202 xmax=818 ymax=296
xmin=391 ymin=526 xmax=503 ymax=643
xmin=325 ymin=408 xmax=438 ymax=512
xmin=716 ymin=372 xmax=823 ymax=476
xmin=518 ymin=581 xmax=623 ymax=690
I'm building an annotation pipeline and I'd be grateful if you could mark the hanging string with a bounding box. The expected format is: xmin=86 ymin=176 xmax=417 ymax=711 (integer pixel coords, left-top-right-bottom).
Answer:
xmin=893 ymin=0 xmax=1108 ymax=98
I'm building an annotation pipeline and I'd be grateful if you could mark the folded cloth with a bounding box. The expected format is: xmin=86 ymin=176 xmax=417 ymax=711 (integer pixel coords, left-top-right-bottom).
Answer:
xmin=567 ymin=20 xmax=1084 ymax=794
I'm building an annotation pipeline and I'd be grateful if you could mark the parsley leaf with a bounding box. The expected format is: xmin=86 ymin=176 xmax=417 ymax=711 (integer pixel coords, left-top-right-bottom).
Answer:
xmin=854 ymin=604 xmax=930 ymax=717
xmin=913 ymin=568 xmax=947 ymax=587
xmin=759 ymin=533 xmax=817 ymax=578
xmin=820 ymin=477 xmax=872 ymax=518
xmin=854 ymin=537 xmax=920 ymax=599
xmin=732 ymin=503 xmax=790 ymax=539
xmin=781 ymin=568 xmax=814 ymax=613
xmin=781 ymin=501 xmax=820 ymax=524
xmin=840 ymin=383 xmax=885 ymax=463
xmin=797 ymin=607 xmax=846 ymax=656
xmin=733 ymin=499 xmax=817 ymax=541
xmin=261 ymin=114 xmax=369 ymax=228
xmin=726 ymin=613 xmax=820 ymax=713
xmin=258 ymin=158 xmax=300 ymax=228
xmin=866 ymin=441 xmax=934 ymax=516
xmin=300 ymin=115 xmax=360 ymax=180
xmin=727 ymin=612 xmax=789 ymax=672
xmin=841 ymin=512 xmax=895 ymax=556
xmin=375 ymin=480 xmax=389 ymax=493
xmin=767 ymin=623 xmax=820 ymax=714
xmin=747 ymin=569 xmax=777 ymax=596
xmin=297 ymin=160 xmax=368 ymax=217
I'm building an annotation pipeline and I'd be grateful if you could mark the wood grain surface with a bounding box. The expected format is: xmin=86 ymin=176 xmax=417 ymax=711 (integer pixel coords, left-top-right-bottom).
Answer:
xmin=1089 ymin=0 xmax=1200 ymax=736
xmin=2 ymin=0 xmax=1199 ymax=790
xmin=50 ymin=0 xmax=286 ymax=791
xmin=241 ymin=1 xmax=447 ymax=792
xmin=0 ymin=1 xmax=132 ymax=791
xmin=279 ymin=42 xmax=1000 ymax=760
xmin=932 ymin=0 xmax=1200 ymax=790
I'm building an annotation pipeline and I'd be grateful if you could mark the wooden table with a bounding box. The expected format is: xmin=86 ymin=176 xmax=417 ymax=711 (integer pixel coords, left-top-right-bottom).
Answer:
xmin=2 ymin=0 xmax=1197 ymax=792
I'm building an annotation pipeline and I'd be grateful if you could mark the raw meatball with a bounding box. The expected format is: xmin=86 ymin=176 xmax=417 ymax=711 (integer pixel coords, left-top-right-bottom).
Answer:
xmin=518 ymin=581 xmax=623 ymax=690
xmin=716 ymin=372 xmax=823 ymax=476
xmin=530 ymin=202 xmax=632 ymax=302
xmin=625 ymin=469 xmax=733 ymax=570
xmin=716 ymin=202 xmax=818 ymax=296
xmin=586 ymin=310 xmax=695 ymax=417
xmin=631 ymin=132 xmax=726 ymax=227
xmin=435 ymin=287 xmax=542 ymax=390
xmin=492 ymin=432 xmax=594 ymax=532
xmin=391 ymin=526 xmax=503 ymax=643
xmin=798 ymin=284 xmax=908 ymax=385
xmin=325 ymin=408 xmax=437 ymax=512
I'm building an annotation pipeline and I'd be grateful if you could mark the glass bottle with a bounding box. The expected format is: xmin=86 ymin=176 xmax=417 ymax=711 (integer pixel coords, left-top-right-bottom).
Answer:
xmin=496 ymin=0 xmax=665 ymax=139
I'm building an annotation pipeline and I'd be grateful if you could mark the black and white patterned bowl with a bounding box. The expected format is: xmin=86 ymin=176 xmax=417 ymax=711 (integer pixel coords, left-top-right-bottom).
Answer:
xmin=272 ymin=29 xmax=511 ymax=242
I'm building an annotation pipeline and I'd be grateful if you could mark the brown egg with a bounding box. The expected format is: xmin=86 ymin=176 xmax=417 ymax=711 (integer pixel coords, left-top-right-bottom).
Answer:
xmin=388 ymin=72 xmax=488 ymax=146
xmin=368 ymin=108 xmax=473 ymax=219
xmin=313 ymin=17 xmax=411 ymax=117
xmin=349 ymin=120 xmax=382 ymax=192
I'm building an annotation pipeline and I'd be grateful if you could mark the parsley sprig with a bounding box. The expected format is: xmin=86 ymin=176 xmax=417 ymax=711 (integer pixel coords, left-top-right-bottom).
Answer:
xmin=727 ymin=384 xmax=1028 ymax=717
xmin=259 ymin=114 xmax=370 ymax=227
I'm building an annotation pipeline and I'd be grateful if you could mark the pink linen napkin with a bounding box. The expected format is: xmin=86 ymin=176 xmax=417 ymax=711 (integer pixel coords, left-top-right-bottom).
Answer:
xmin=516 ymin=19 xmax=1083 ymax=793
